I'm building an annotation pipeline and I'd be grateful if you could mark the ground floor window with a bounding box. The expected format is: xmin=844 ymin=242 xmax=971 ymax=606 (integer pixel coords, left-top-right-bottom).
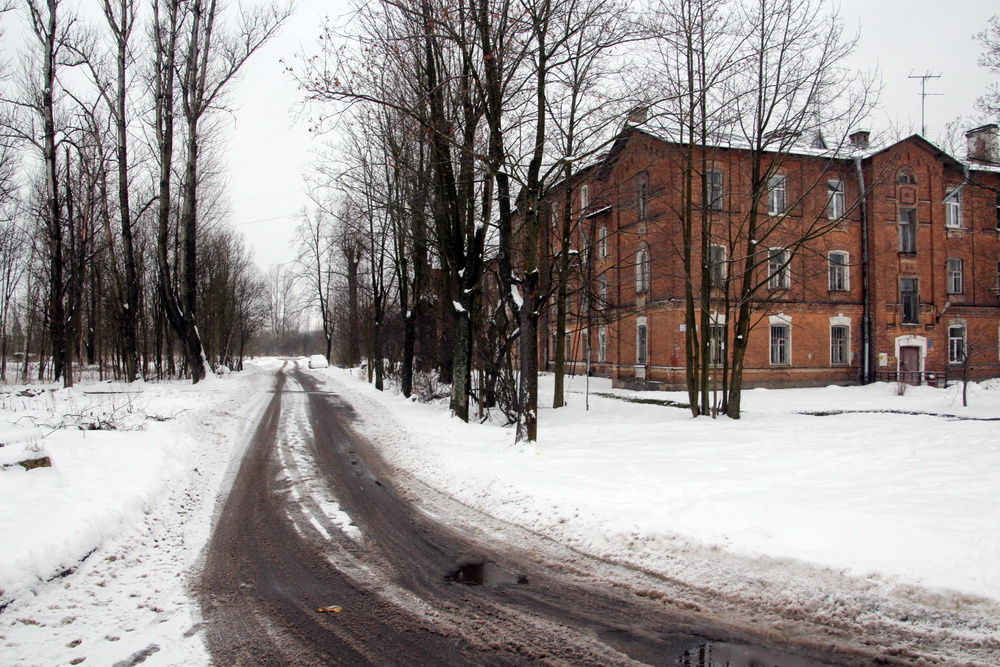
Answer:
xmin=636 ymin=320 xmax=648 ymax=365
xmin=831 ymin=325 xmax=850 ymax=365
xmin=770 ymin=324 xmax=790 ymax=366
xmin=949 ymin=325 xmax=966 ymax=364
xmin=598 ymin=326 xmax=607 ymax=363
xmin=709 ymin=324 xmax=725 ymax=366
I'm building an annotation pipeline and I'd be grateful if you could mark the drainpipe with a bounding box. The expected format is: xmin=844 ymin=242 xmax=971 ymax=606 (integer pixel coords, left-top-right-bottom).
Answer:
xmin=854 ymin=156 xmax=871 ymax=384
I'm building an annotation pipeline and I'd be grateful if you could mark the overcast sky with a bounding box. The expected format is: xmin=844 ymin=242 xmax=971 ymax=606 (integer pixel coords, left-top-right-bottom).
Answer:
xmin=226 ymin=0 xmax=998 ymax=269
xmin=9 ymin=0 xmax=993 ymax=270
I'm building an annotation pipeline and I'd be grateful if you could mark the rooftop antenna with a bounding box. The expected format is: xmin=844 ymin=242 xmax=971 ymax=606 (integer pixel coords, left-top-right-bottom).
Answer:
xmin=907 ymin=71 xmax=942 ymax=136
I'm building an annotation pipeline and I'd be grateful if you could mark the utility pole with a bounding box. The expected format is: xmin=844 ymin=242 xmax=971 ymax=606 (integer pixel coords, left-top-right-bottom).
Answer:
xmin=908 ymin=71 xmax=942 ymax=136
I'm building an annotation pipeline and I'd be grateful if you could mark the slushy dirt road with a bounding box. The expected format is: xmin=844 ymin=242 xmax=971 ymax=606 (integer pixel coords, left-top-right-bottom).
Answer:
xmin=197 ymin=362 xmax=880 ymax=665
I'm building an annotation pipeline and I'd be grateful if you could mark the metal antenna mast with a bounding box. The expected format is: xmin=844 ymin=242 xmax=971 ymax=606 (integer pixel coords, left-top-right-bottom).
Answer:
xmin=908 ymin=71 xmax=942 ymax=136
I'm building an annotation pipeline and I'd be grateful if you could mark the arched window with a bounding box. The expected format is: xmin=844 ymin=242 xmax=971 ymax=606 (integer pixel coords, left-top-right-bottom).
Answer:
xmin=897 ymin=170 xmax=916 ymax=184
xmin=635 ymin=246 xmax=650 ymax=293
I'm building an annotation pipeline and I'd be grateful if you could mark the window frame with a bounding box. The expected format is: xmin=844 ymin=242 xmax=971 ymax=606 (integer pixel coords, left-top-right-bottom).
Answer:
xmin=828 ymin=251 xmax=849 ymax=291
xmin=598 ymin=326 xmax=607 ymax=363
xmin=769 ymin=324 xmax=791 ymax=366
xmin=598 ymin=226 xmax=608 ymax=258
xmin=768 ymin=175 xmax=787 ymax=215
xmin=635 ymin=246 xmax=650 ymax=294
xmin=580 ymin=183 xmax=589 ymax=211
xmin=827 ymin=179 xmax=845 ymax=220
xmin=947 ymin=258 xmax=964 ymax=295
xmin=708 ymin=324 xmax=725 ymax=367
xmin=637 ymin=174 xmax=649 ymax=221
xmin=709 ymin=244 xmax=727 ymax=288
xmin=597 ymin=273 xmax=608 ymax=309
xmin=768 ymin=247 xmax=791 ymax=290
xmin=900 ymin=277 xmax=919 ymax=324
xmin=636 ymin=319 xmax=648 ymax=366
xmin=898 ymin=208 xmax=917 ymax=253
xmin=830 ymin=325 xmax=850 ymax=365
xmin=944 ymin=186 xmax=963 ymax=229
xmin=705 ymin=169 xmax=724 ymax=211
xmin=949 ymin=324 xmax=966 ymax=364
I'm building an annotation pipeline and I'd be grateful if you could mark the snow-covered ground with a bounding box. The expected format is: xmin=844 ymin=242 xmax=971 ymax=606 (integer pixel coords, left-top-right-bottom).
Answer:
xmin=0 ymin=360 xmax=280 ymax=666
xmin=2 ymin=358 xmax=999 ymax=664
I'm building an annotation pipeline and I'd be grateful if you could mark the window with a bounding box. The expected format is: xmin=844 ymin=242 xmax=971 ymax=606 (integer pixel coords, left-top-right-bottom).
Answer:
xmin=768 ymin=175 xmax=787 ymax=215
xmin=598 ymin=274 xmax=607 ymax=308
xmin=709 ymin=245 xmax=727 ymax=288
xmin=598 ymin=326 xmax=607 ymax=363
xmin=831 ymin=325 xmax=850 ymax=365
xmin=996 ymin=261 xmax=1000 ymax=292
xmin=947 ymin=258 xmax=964 ymax=295
xmin=598 ymin=226 xmax=608 ymax=258
xmin=898 ymin=208 xmax=917 ymax=253
xmin=705 ymin=169 xmax=724 ymax=211
xmin=900 ymin=278 xmax=919 ymax=324
xmin=945 ymin=187 xmax=962 ymax=228
xmin=829 ymin=251 xmax=849 ymax=291
xmin=995 ymin=194 xmax=1000 ymax=229
xmin=897 ymin=170 xmax=916 ymax=184
xmin=827 ymin=179 xmax=845 ymax=220
xmin=580 ymin=184 xmax=589 ymax=211
xmin=768 ymin=248 xmax=790 ymax=289
xmin=770 ymin=324 xmax=790 ymax=366
xmin=635 ymin=247 xmax=650 ymax=293
xmin=636 ymin=320 xmax=648 ymax=365
xmin=709 ymin=324 xmax=725 ymax=367
xmin=637 ymin=175 xmax=649 ymax=221
xmin=565 ymin=332 xmax=573 ymax=360
xmin=949 ymin=324 xmax=966 ymax=364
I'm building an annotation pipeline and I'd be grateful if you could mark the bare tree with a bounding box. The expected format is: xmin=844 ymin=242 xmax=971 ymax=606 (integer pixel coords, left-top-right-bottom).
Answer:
xmin=976 ymin=15 xmax=1000 ymax=117
xmin=152 ymin=0 xmax=289 ymax=383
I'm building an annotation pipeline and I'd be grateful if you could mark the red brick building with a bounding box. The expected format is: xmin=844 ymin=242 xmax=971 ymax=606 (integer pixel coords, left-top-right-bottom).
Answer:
xmin=544 ymin=123 xmax=1000 ymax=389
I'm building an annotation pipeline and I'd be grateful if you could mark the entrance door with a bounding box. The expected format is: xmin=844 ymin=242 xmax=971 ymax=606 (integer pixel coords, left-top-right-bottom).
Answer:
xmin=898 ymin=346 xmax=921 ymax=385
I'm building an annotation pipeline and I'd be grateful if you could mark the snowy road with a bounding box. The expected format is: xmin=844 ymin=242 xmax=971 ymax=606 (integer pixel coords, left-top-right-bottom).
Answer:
xmin=197 ymin=362 xmax=879 ymax=665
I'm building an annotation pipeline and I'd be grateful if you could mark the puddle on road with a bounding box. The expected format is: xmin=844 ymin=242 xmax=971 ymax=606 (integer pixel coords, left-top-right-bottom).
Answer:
xmin=678 ymin=641 xmax=831 ymax=667
xmin=445 ymin=562 xmax=528 ymax=587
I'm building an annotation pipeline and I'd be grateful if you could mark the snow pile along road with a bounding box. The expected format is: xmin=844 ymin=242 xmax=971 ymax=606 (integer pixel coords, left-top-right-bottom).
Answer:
xmin=310 ymin=368 xmax=1000 ymax=664
xmin=0 ymin=360 xmax=279 ymax=666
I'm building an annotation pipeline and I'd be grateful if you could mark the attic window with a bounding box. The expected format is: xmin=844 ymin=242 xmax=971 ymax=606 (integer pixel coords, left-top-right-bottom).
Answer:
xmin=897 ymin=170 xmax=916 ymax=184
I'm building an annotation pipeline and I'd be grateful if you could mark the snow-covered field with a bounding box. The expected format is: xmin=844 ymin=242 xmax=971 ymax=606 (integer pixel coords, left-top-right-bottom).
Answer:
xmin=1 ymin=358 xmax=999 ymax=664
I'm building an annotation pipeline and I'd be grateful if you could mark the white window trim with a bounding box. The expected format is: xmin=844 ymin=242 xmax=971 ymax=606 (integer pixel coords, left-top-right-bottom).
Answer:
xmin=827 ymin=179 xmax=845 ymax=220
xmin=829 ymin=314 xmax=852 ymax=366
xmin=598 ymin=226 xmax=608 ymax=258
xmin=768 ymin=313 xmax=792 ymax=367
xmin=947 ymin=258 xmax=964 ymax=295
xmin=768 ymin=247 xmax=790 ymax=290
xmin=945 ymin=186 xmax=963 ymax=229
xmin=768 ymin=175 xmax=787 ymax=215
xmin=829 ymin=251 xmax=850 ymax=291
xmin=706 ymin=169 xmax=724 ymax=211
xmin=580 ymin=183 xmax=589 ymax=211
xmin=636 ymin=316 xmax=648 ymax=366
xmin=710 ymin=244 xmax=727 ymax=287
xmin=636 ymin=247 xmax=650 ymax=293
xmin=948 ymin=319 xmax=967 ymax=364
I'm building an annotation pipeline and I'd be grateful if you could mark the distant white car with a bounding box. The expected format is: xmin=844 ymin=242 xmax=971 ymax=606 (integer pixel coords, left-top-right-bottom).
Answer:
xmin=307 ymin=354 xmax=329 ymax=369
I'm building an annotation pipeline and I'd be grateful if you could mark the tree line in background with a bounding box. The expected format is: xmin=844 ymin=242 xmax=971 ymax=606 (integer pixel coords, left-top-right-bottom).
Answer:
xmin=0 ymin=0 xmax=291 ymax=385
xmin=0 ymin=0 xmax=996 ymax=439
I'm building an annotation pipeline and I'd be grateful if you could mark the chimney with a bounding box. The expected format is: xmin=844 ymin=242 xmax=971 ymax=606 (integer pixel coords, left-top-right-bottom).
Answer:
xmin=966 ymin=124 xmax=999 ymax=164
xmin=849 ymin=130 xmax=870 ymax=148
xmin=627 ymin=105 xmax=648 ymax=125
